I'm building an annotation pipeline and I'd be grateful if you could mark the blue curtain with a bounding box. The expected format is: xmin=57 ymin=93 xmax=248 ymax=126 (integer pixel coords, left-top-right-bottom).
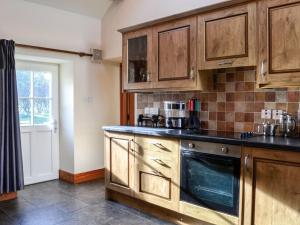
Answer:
xmin=0 ymin=40 xmax=24 ymax=194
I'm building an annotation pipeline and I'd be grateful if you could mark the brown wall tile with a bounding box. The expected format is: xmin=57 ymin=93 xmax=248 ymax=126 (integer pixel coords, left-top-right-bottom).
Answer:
xmin=136 ymin=69 xmax=300 ymax=133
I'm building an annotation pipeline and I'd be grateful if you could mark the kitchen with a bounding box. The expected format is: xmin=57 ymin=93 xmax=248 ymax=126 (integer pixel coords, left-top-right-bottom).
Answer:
xmin=103 ymin=0 xmax=300 ymax=224
xmin=0 ymin=0 xmax=299 ymax=225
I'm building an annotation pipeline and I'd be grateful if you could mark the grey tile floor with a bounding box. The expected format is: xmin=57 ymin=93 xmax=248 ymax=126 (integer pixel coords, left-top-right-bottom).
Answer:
xmin=0 ymin=180 xmax=173 ymax=225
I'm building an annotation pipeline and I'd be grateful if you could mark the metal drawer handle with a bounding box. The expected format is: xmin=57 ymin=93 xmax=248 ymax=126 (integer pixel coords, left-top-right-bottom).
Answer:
xmin=151 ymin=158 xmax=170 ymax=168
xmin=151 ymin=142 xmax=171 ymax=152
xmin=218 ymin=60 xmax=234 ymax=66
xmin=151 ymin=170 xmax=163 ymax=176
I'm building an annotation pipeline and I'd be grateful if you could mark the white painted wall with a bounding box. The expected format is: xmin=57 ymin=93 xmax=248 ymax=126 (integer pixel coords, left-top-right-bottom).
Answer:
xmin=102 ymin=0 xmax=228 ymax=61
xmin=1 ymin=0 xmax=120 ymax=174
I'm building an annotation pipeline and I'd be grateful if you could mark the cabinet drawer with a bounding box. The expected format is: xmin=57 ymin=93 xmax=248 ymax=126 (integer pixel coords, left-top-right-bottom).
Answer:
xmin=138 ymin=154 xmax=174 ymax=178
xmin=139 ymin=171 xmax=172 ymax=200
xmin=135 ymin=136 xmax=179 ymax=159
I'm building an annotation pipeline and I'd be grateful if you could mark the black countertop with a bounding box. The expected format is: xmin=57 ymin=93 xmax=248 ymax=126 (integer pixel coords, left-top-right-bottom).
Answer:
xmin=103 ymin=126 xmax=300 ymax=152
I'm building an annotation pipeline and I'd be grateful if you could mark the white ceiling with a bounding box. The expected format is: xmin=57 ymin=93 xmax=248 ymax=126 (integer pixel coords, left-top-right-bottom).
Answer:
xmin=24 ymin=0 xmax=113 ymax=19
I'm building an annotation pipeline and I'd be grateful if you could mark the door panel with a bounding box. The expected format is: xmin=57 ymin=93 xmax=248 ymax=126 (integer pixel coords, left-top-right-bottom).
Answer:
xmin=269 ymin=2 xmax=300 ymax=73
xmin=198 ymin=2 xmax=256 ymax=69
xmin=110 ymin=138 xmax=130 ymax=187
xmin=242 ymin=148 xmax=300 ymax=225
xmin=257 ymin=0 xmax=300 ymax=87
xmin=105 ymin=132 xmax=134 ymax=196
xmin=20 ymin=132 xmax=31 ymax=181
xmin=153 ymin=17 xmax=198 ymax=89
xmin=123 ymin=28 xmax=153 ymax=90
xmin=205 ymin=14 xmax=247 ymax=60
xmin=158 ymin=26 xmax=190 ymax=80
xmin=16 ymin=61 xmax=59 ymax=185
xmin=253 ymin=159 xmax=300 ymax=225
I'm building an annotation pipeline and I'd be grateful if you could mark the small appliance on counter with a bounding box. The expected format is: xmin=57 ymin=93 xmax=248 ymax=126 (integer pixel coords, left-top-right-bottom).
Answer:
xmin=137 ymin=114 xmax=165 ymax=128
xmin=164 ymin=101 xmax=186 ymax=129
xmin=187 ymin=98 xmax=201 ymax=130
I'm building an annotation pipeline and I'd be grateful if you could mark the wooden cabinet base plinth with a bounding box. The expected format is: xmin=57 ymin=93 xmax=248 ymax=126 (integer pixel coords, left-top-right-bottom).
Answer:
xmin=105 ymin=189 xmax=212 ymax=225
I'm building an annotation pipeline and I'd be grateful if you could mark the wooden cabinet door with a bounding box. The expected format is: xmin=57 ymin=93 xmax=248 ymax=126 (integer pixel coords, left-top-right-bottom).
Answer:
xmin=152 ymin=17 xmax=199 ymax=89
xmin=198 ymin=2 xmax=256 ymax=70
xmin=123 ymin=28 xmax=153 ymax=90
xmin=242 ymin=147 xmax=300 ymax=225
xmin=134 ymin=136 xmax=180 ymax=211
xmin=258 ymin=0 xmax=300 ymax=87
xmin=105 ymin=132 xmax=134 ymax=196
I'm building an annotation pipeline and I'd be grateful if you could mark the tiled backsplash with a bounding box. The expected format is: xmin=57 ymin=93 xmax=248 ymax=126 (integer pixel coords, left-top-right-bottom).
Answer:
xmin=136 ymin=67 xmax=300 ymax=133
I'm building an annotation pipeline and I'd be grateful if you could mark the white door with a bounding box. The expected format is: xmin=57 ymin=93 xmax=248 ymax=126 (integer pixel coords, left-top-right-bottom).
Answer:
xmin=16 ymin=60 xmax=59 ymax=185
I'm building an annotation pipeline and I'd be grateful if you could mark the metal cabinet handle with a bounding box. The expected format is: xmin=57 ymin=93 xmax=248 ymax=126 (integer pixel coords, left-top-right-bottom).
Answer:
xmin=218 ymin=60 xmax=234 ymax=66
xmin=260 ymin=60 xmax=267 ymax=78
xmin=147 ymin=72 xmax=151 ymax=82
xmin=190 ymin=67 xmax=195 ymax=79
xmin=244 ymin=154 xmax=250 ymax=171
xmin=129 ymin=139 xmax=134 ymax=152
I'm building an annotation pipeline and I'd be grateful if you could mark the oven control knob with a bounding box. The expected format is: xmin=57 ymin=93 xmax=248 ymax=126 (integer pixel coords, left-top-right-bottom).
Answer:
xmin=188 ymin=143 xmax=195 ymax=148
xmin=221 ymin=147 xmax=228 ymax=153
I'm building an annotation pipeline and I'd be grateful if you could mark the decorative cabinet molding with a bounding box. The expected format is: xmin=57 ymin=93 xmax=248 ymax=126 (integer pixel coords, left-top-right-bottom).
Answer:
xmin=198 ymin=2 xmax=257 ymax=70
xmin=257 ymin=0 xmax=300 ymax=88
xmin=242 ymin=147 xmax=300 ymax=225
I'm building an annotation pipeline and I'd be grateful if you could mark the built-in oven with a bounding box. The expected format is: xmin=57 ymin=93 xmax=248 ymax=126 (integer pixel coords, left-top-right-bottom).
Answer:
xmin=180 ymin=140 xmax=241 ymax=216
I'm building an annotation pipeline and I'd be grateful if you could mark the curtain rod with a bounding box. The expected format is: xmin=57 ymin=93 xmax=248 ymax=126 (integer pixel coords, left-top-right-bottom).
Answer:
xmin=15 ymin=43 xmax=93 ymax=57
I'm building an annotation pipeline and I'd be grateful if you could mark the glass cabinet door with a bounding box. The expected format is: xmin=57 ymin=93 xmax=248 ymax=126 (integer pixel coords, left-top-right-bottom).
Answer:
xmin=123 ymin=29 xmax=153 ymax=90
xmin=128 ymin=36 xmax=148 ymax=83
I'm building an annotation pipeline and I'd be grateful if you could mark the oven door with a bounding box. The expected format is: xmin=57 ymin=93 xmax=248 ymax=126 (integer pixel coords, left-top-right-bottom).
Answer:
xmin=180 ymin=150 xmax=240 ymax=216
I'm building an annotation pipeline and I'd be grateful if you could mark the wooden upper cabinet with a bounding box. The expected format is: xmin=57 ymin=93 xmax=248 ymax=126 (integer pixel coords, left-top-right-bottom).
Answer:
xmin=122 ymin=28 xmax=153 ymax=90
xmin=258 ymin=0 xmax=300 ymax=87
xmin=152 ymin=17 xmax=201 ymax=89
xmin=242 ymin=147 xmax=300 ymax=225
xmin=105 ymin=132 xmax=135 ymax=196
xmin=198 ymin=2 xmax=256 ymax=69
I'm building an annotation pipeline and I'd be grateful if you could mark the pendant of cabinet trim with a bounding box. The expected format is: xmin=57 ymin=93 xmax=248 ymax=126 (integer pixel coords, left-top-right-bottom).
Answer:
xmin=198 ymin=2 xmax=257 ymax=70
xmin=257 ymin=0 xmax=300 ymax=88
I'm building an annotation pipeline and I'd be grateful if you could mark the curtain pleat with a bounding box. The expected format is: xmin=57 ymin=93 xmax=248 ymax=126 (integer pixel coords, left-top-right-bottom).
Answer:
xmin=0 ymin=40 xmax=24 ymax=194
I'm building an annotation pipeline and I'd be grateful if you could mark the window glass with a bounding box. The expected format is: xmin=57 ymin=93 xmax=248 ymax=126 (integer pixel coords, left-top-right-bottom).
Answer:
xmin=34 ymin=72 xmax=51 ymax=98
xmin=16 ymin=71 xmax=32 ymax=97
xmin=16 ymin=70 xmax=52 ymax=126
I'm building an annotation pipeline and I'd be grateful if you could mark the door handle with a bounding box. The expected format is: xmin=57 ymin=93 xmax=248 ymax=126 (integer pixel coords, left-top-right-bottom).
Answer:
xmin=50 ymin=119 xmax=58 ymax=133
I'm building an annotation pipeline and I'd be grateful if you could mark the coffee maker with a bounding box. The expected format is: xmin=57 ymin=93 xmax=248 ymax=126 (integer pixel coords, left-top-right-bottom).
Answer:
xmin=187 ymin=98 xmax=201 ymax=130
xmin=164 ymin=101 xmax=186 ymax=129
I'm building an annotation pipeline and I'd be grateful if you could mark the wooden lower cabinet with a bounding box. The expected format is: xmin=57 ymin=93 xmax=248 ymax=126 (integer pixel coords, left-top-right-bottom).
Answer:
xmin=104 ymin=132 xmax=135 ymax=196
xmin=242 ymin=147 xmax=300 ymax=225
xmin=134 ymin=135 xmax=180 ymax=211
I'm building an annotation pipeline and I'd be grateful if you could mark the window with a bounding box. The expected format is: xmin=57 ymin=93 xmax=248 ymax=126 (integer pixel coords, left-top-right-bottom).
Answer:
xmin=17 ymin=70 xmax=52 ymax=126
